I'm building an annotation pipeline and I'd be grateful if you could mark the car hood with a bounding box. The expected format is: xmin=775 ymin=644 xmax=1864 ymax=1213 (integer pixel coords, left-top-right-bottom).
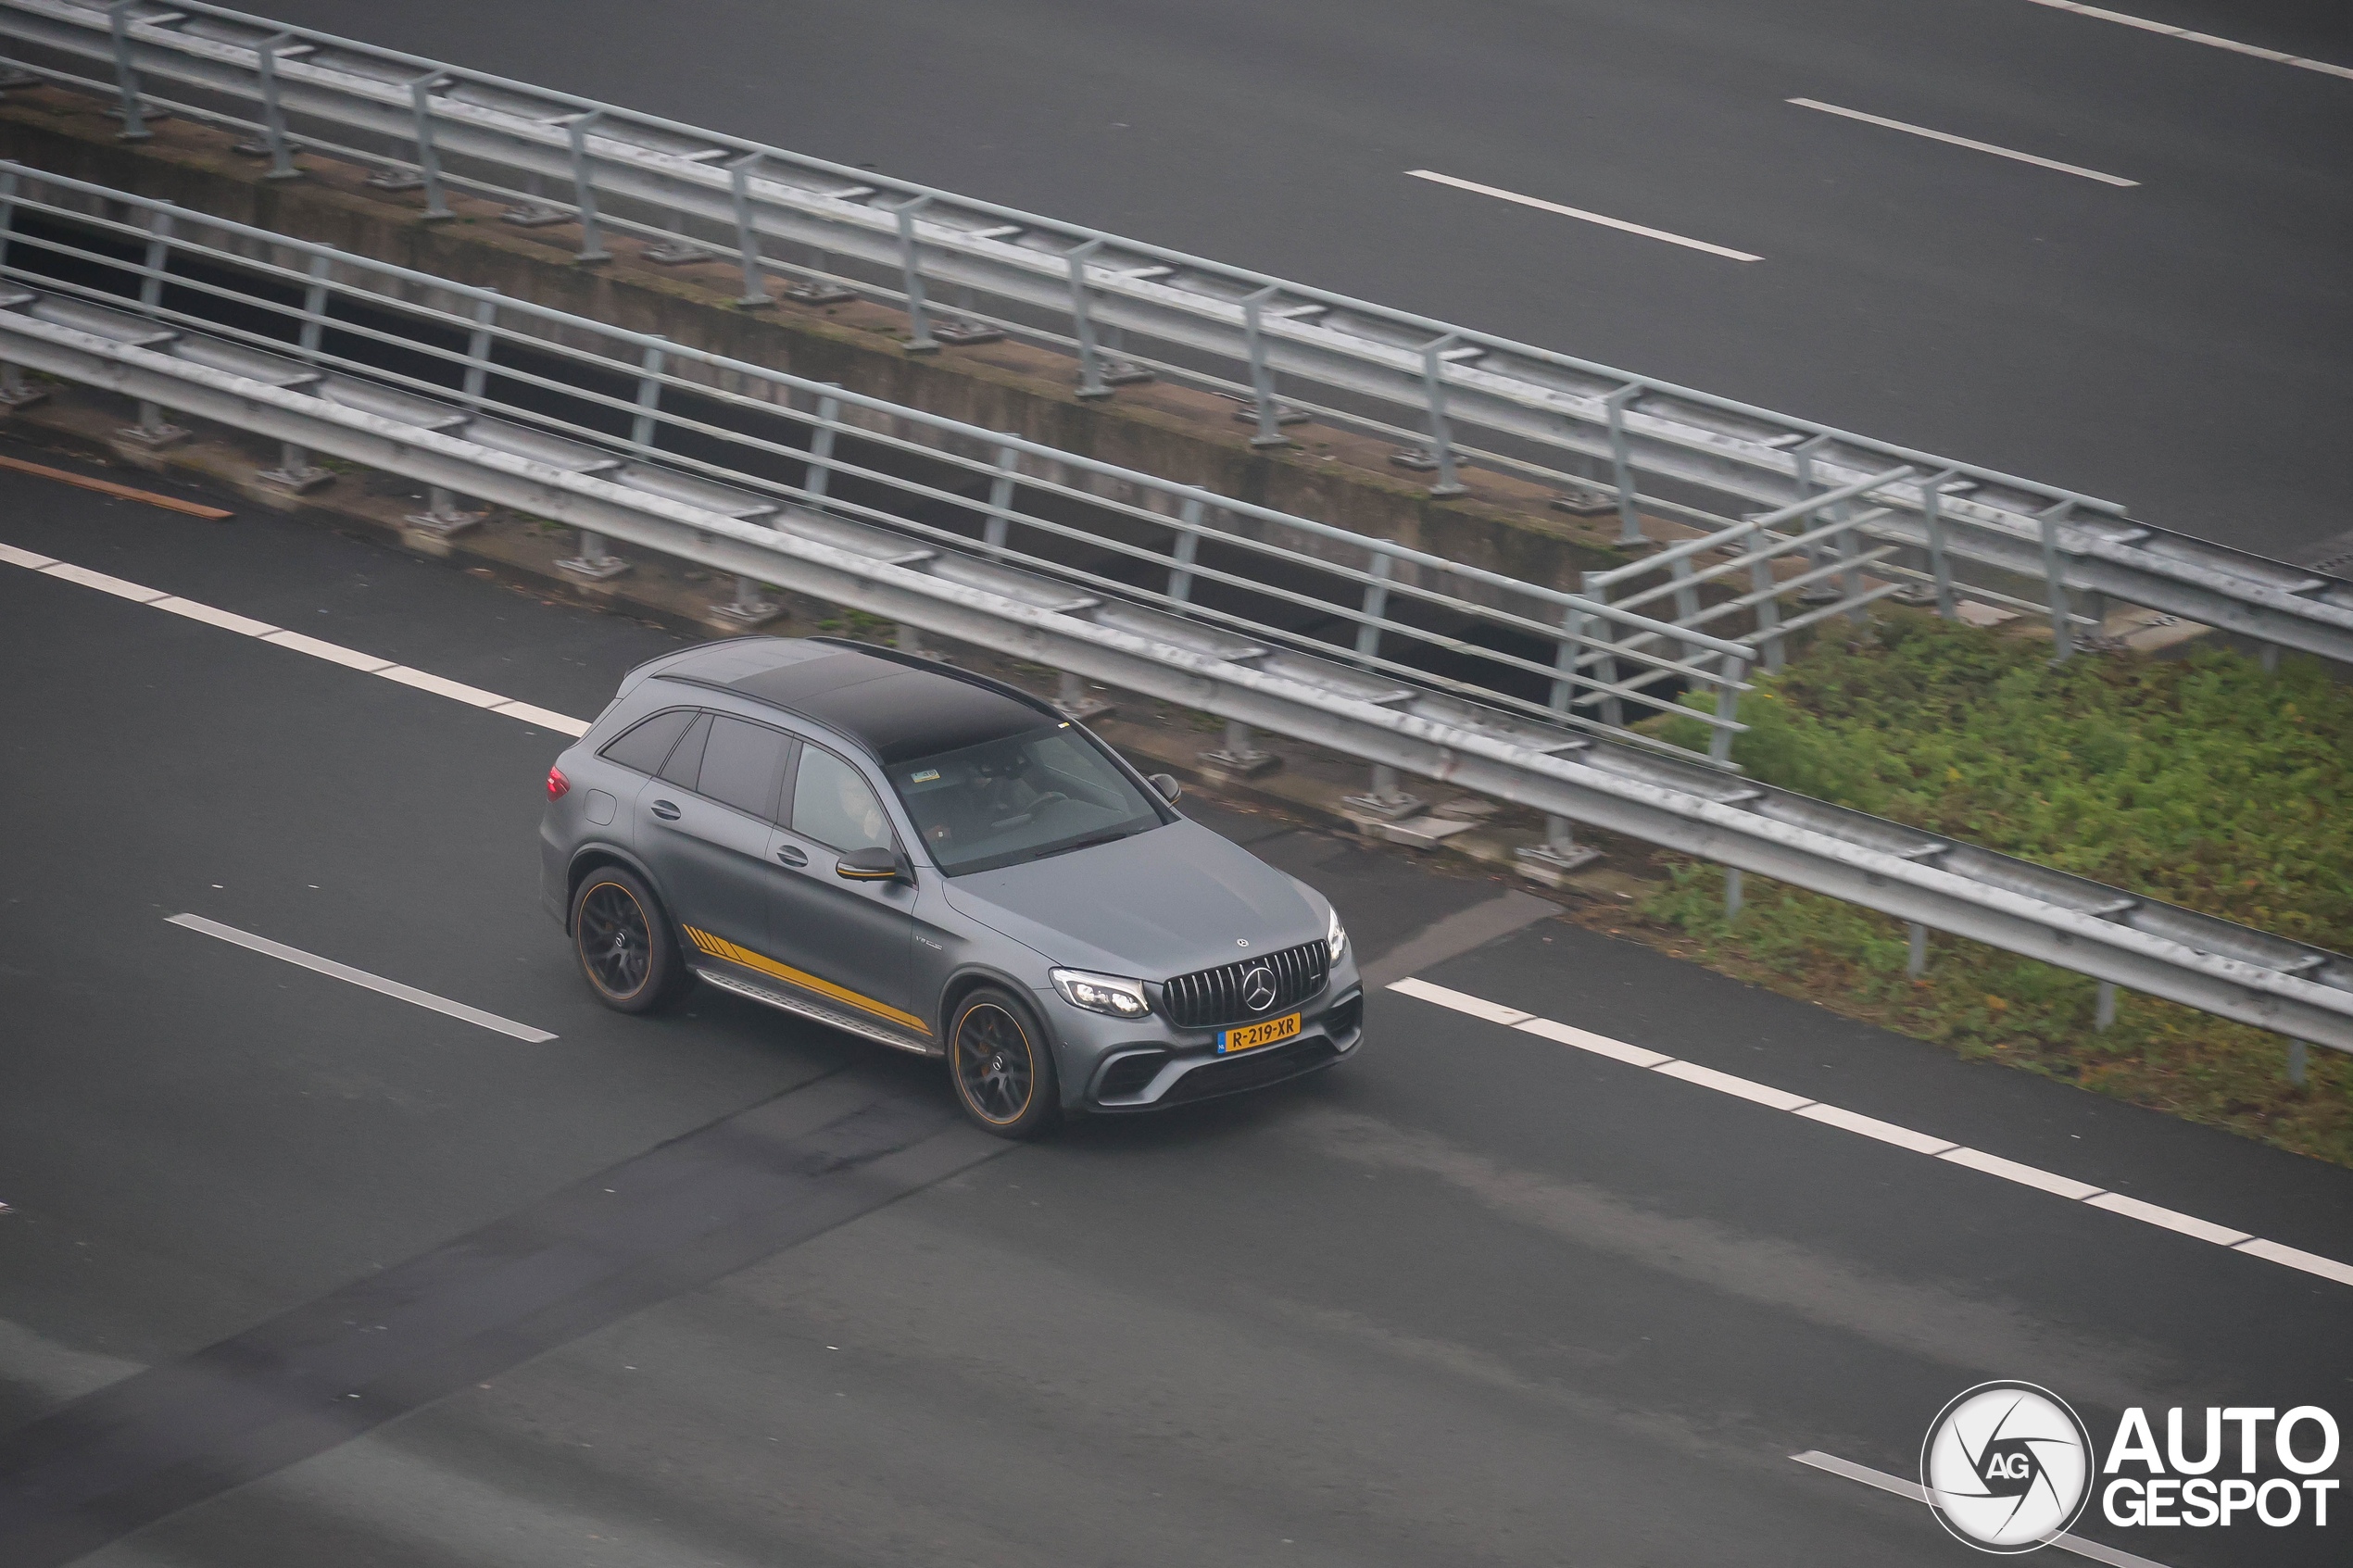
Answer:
xmin=940 ymin=818 xmax=1323 ymax=979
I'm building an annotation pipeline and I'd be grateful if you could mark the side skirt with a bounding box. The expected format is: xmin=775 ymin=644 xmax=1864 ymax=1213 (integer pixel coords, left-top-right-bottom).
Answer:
xmin=692 ymin=965 xmax=943 ymax=1058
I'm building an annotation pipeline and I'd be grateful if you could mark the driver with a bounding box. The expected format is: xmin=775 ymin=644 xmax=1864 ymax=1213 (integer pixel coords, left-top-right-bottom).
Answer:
xmin=837 ymin=767 xmax=890 ymax=848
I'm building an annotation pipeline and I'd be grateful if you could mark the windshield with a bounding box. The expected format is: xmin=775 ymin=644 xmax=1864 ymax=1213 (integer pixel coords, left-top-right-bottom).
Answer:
xmin=885 ymin=722 xmax=1164 ymax=875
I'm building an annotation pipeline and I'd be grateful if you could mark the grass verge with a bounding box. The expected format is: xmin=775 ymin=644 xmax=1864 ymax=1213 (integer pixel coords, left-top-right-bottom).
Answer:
xmin=1647 ymin=614 xmax=2353 ymax=1167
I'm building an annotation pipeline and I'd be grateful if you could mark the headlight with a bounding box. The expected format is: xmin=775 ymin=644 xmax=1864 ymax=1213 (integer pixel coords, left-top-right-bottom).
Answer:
xmin=1051 ymin=968 xmax=1151 ymax=1018
xmin=1326 ymin=906 xmax=1348 ymax=962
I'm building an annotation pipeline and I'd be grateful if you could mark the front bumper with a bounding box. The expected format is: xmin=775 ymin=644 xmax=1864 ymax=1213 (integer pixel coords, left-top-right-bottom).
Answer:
xmin=1034 ymin=957 xmax=1365 ymax=1113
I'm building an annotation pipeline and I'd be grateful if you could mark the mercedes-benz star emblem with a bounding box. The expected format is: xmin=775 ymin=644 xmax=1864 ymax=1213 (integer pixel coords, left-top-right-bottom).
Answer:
xmin=1240 ymin=965 xmax=1277 ymax=1013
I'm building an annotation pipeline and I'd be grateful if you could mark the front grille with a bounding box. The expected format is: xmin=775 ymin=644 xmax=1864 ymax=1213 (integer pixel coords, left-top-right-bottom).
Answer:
xmin=1159 ymin=939 xmax=1329 ymax=1031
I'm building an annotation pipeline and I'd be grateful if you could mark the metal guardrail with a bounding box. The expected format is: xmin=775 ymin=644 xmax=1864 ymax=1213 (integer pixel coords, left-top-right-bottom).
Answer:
xmin=0 ymin=168 xmax=2347 ymax=1062
xmin=3 ymin=0 xmax=2349 ymax=674
xmin=0 ymin=161 xmax=1757 ymax=768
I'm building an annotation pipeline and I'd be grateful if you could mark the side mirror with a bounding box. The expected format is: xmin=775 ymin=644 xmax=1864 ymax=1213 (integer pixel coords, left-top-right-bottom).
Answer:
xmin=1149 ymin=772 xmax=1182 ymax=804
xmin=836 ymin=846 xmax=907 ymax=883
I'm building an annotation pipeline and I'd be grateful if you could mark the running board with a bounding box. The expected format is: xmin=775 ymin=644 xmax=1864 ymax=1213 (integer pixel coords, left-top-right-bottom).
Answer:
xmin=692 ymin=966 xmax=943 ymax=1057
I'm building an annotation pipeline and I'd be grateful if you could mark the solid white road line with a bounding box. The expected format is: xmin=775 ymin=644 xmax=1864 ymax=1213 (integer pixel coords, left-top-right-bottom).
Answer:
xmin=1404 ymin=170 xmax=1764 ymax=262
xmin=1385 ymin=978 xmax=2353 ymax=1289
xmin=2021 ymin=0 xmax=2353 ymax=81
xmin=1790 ymin=1451 xmax=2172 ymax=1567
xmin=3 ymin=544 xmax=592 ymax=737
xmin=1788 ymin=99 xmax=2138 ymax=186
xmin=167 ymin=913 xmax=557 ymax=1043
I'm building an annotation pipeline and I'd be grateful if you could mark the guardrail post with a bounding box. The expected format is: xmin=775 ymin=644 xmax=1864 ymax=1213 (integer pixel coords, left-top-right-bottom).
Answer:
xmin=1240 ymin=286 xmax=1292 ymax=448
xmin=1344 ymin=764 xmax=1424 ymax=822
xmin=1792 ymin=436 xmax=1837 ymax=604
xmin=1355 ymin=550 xmax=1393 ymax=662
xmin=1581 ymin=571 xmax=1624 ymax=730
xmin=727 ymin=155 xmax=773 ymax=307
xmin=260 ymin=252 xmax=333 ymax=492
xmin=558 ymin=529 xmax=628 ymax=583
xmin=1708 ymin=653 xmax=1746 ymax=765
xmin=561 ymin=113 xmax=612 ymax=263
xmin=1724 ymin=866 xmax=1743 ymax=920
xmin=1515 ymin=816 xmax=1600 ymax=884
xmin=1550 ymin=603 xmax=1588 ymax=714
xmin=1922 ymin=470 xmax=1958 ymax=620
xmin=1907 ymin=922 xmax=1929 ymax=978
xmin=460 ymin=289 xmax=498 ymax=408
xmin=2287 ymin=1038 xmax=2308 ymax=1086
xmin=2037 ymin=501 xmax=2076 ymax=662
xmin=630 ymin=336 xmax=666 ymax=456
xmin=983 ymin=436 xmax=1019 ymax=558
xmin=1405 ymin=335 xmax=1467 ymax=497
xmin=2095 ymin=979 xmax=2116 ymax=1030
xmin=106 ymin=1 xmax=152 ymax=141
xmin=1200 ymin=719 xmax=1277 ymax=777
xmin=1067 ymin=239 xmax=1114 ymax=399
xmin=251 ymin=34 xmax=301 ymax=181
xmin=895 ymin=197 xmax=937 ymax=351
xmin=805 ymin=388 xmax=842 ymax=506
xmin=1167 ymin=497 xmax=1203 ymax=602
xmin=1604 ymin=384 xmax=1644 ymax=545
xmin=116 ymin=207 xmax=187 ymax=447
xmin=1742 ymin=522 xmax=1786 ymax=671
xmin=384 ymin=73 xmax=455 ymax=220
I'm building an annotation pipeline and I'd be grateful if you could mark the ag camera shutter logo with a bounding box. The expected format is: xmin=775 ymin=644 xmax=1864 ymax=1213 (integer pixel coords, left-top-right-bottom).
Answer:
xmin=1921 ymin=1382 xmax=2094 ymax=1552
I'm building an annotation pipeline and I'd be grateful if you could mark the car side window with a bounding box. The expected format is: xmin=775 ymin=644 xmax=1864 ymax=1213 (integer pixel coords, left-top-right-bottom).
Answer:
xmin=598 ymin=708 xmax=695 ymax=775
xmin=790 ymin=745 xmax=895 ymax=854
xmin=697 ymin=715 xmax=794 ymax=821
xmin=657 ymin=711 xmax=712 ymax=790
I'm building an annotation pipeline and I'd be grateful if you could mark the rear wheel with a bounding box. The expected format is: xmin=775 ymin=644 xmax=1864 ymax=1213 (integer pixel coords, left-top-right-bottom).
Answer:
xmin=948 ymin=987 xmax=1061 ymax=1139
xmin=571 ymin=866 xmax=686 ymax=1013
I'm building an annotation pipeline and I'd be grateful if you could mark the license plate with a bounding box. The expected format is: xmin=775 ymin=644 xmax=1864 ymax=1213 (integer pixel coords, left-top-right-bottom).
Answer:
xmin=1219 ymin=1011 xmax=1301 ymax=1054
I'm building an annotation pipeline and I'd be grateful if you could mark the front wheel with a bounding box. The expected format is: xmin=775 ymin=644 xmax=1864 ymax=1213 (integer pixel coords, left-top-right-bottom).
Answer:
xmin=571 ymin=865 xmax=687 ymax=1013
xmin=948 ymin=987 xmax=1062 ymax=1139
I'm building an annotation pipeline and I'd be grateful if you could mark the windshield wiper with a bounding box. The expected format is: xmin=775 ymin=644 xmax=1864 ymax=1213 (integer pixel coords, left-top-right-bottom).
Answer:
xmin=1026 ymin=827 xmax=1142 ymax=863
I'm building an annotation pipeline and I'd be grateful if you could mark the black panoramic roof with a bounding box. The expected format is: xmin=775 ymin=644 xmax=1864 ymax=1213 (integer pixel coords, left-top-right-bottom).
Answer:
xmin=656 ymin=638 xmax=1057 ymax=764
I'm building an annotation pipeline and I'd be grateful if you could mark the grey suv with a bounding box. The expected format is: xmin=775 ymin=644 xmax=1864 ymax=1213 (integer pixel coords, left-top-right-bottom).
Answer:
xmin=540 ymin=637 xmax=1364 ymax=1136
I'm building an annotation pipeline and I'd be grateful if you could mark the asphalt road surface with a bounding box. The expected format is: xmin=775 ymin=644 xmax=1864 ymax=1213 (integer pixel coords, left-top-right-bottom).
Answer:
xmin=3 ymin=448 xmax=2351 ymax=1566
xmin=239 ymin=0 xmax=2353 ymax=562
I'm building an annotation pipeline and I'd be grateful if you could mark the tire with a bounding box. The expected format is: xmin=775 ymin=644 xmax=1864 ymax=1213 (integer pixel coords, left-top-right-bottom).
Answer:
xmin=947 ymin=986 xmax=1062 ymax=1139
xmin=570 ymin=865 xmax=687 ymax=1013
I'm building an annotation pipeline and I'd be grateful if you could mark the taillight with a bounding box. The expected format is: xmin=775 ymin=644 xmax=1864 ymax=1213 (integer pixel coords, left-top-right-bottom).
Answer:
xmin=547 ymin=765 xmax=571 ymax=801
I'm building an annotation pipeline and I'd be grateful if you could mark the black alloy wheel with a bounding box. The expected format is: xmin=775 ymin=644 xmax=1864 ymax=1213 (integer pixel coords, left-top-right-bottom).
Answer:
xmin=570 ymin=866 xmax=686 ymax=1013
xmin=949 ymin=987 xmax=1061 ymax=1139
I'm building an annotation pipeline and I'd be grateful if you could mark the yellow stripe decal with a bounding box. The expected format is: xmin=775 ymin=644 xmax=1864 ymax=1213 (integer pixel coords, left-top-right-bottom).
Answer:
xmin=682 ymin=926 xmax=933 ymax=1035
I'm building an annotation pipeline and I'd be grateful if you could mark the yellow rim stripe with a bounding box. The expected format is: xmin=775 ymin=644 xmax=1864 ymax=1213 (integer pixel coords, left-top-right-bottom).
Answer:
xmin=682 ymin=925 xmax=933 ymax=1036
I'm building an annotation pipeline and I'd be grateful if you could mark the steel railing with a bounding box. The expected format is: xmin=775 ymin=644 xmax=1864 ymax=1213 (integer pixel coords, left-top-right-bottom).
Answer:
xmin=0 ymin=168 xmax=2347 ymax=1063
xmin=2 ymin=0 xmax=2349 ymax=675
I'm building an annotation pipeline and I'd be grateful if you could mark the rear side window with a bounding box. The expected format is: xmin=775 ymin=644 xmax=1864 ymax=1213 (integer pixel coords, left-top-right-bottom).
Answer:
xmin=598 ymin=708 xmax=695 ymax=775
xmin=658 ymin=711 xmax=712 ymax=789
xmin=790 ymin=746 xmax=895 ymax=853
xmin=698 ymin=716 xmax=794 ymax=821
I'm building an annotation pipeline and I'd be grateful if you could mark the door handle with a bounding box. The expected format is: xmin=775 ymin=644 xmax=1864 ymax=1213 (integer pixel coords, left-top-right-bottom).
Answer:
xmin=774 ymin=844 xmax=808 ymax=868
xmin=650 ymin=799 xmax=681 ymax=821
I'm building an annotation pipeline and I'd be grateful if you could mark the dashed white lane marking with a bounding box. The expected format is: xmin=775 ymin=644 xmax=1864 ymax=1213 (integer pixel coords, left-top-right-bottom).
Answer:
xmin=1787 ymin=98 xmax=2139 ymax=187
xmin=1791 ymin=1451 xmax=2172 ymax=1568
xmin=1404 ymin=170 xmax=1765 ymax=262
xmin=167 ymin=914 xmax=558 ymax=1043
xmin=2 ymin=545 xmax=594 ymax=737
xmin=1385 ymin=977 xmax=2353 ymax=1290
xmin=2021 ymin=0 xmax=2353 ymax=82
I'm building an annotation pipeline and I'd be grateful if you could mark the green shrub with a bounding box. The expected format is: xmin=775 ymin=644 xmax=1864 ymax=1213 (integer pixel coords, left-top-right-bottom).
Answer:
xmin=1647 ymin=617 xmax=2353 ymax=1162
